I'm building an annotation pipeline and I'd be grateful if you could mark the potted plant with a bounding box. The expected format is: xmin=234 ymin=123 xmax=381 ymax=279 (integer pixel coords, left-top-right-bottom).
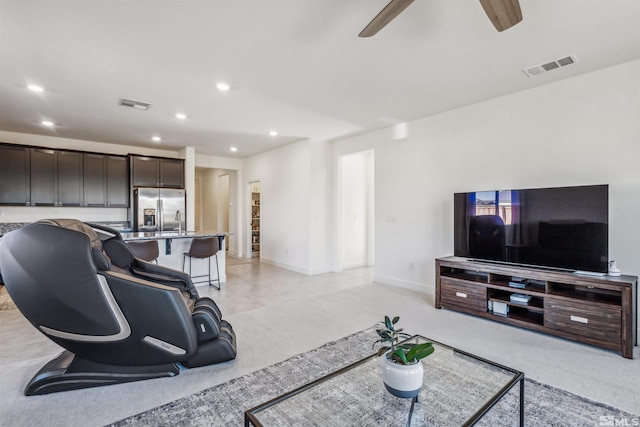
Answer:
xmin=373 ymin=315 xmax=434 ymax=398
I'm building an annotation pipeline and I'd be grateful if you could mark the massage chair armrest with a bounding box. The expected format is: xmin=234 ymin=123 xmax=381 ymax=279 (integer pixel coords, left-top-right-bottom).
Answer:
xmin=98 ymin=271 xmax=199 ymax=364
xmin=101 ymin=238 xmax=197 ymax=300
xmin=130 ymin=260 xmax=199 ymax=300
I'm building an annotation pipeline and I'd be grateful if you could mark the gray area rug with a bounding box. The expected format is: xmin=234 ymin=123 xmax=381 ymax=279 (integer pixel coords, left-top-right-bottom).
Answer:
xmin=110 ymin=329 xmax=638 ymax=426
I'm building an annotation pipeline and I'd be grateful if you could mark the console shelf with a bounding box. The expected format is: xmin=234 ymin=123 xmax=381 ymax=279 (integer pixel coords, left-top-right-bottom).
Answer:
xmin=435 ymin=256 xmax=637 ymax=358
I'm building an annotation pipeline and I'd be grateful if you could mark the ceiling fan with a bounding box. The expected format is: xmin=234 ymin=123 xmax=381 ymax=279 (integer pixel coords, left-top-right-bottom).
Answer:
xmin=358 ymin=0 xmax=523 ymax=37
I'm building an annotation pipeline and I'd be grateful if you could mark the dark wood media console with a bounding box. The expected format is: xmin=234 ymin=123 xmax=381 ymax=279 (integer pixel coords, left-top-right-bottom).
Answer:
xmin=435 ymin=256 xmax=637 ymax=358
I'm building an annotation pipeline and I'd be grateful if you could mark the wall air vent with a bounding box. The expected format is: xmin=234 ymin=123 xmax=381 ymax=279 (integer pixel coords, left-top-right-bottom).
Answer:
xmin=523 ymin=54 xmax=579 ymax=78
xmin=119 ymin=98 xmax=151 ymax=110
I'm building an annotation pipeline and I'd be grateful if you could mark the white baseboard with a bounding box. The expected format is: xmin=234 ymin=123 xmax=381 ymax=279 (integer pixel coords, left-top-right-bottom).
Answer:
xmin=373 ymin=274 xmax=435 ymax=295
xmin=227 ymin=249 xmax=239 ymax=257
xmin=309 ymin=266 xmax=332 ymax=275
xmin=260 ymin=257 xmax=308 ymax=275
xmin=342 ymin=260 xmax=368 ymax=270
xmin=260 ymin=257 xmax=331 ymax=276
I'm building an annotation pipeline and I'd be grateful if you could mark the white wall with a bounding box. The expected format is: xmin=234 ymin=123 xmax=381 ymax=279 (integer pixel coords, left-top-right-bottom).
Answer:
xmin=333 ymin=60 xmax=640 ymax=293
xmin=196 ymin=168 xmax=235 ymax=227
xmin=339 ymin=150 xmax=374 ymax=269
xmin=242 ymin=140 xmax=315 ymax=273
xmin=308 ymin=140 xmax=332 ymax=274
xmin=180 ymin=146 xmax=196 ymax=231
xmin=3 ymin=59 xmax=638 ymax=292
xmin=196 ymin=155 xmax=242 ymax=255
xmin=195 ymin=170 xmax=239 ymax=255
xmin=195 ymin=154 xmax=242 ymax=171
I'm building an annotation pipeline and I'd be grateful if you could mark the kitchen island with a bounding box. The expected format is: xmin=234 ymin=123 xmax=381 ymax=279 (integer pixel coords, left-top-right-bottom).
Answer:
xmin=121 ymin=231 xmax=228 ymax=284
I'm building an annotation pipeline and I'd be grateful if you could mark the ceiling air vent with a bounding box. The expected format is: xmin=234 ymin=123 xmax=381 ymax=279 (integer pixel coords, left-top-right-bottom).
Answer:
xmin=119 ymin=98 xmax=151 ymax=110
xmin=523 ymin=54 xmax=579 ymax=78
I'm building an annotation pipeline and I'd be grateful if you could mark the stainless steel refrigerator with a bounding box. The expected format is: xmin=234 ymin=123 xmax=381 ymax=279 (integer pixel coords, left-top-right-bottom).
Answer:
xmin=133 ymin=187 xmax=186 ymax=232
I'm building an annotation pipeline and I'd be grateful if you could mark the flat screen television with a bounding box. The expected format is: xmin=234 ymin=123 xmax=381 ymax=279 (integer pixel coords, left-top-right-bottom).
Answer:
xmin=453 ymin=184 xmax=608 ymax=273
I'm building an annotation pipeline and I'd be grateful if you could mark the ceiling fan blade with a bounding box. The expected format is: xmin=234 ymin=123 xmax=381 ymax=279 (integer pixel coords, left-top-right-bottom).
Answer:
xmin=359 ymin=0 xmax=416 ymax=38
xmin=479 ymin=0 xmax=523 ymax=32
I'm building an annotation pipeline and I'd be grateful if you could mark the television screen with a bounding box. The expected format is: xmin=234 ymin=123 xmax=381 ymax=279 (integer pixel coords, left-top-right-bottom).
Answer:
xmin=453 ymin=184 xmax=608 ymax=273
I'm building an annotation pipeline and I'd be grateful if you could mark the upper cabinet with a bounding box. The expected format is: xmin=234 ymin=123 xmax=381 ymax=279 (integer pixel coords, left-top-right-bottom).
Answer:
xmin=30 ymin=148 xmax=83 ymax=206
xmin=160 ymin=158 xmax=184 ymax=188
xmin=0 ymin=143 xmax=131 ymax=208
xmin=84 ymin=154 xmax=129 ymax=207
xmin=0 ymin=145 xmax=31 ymax=205
xmin=106 ymin=155 xmax=129 ymax=206
xmin=131 ymin=156 xmax=184 ymax=188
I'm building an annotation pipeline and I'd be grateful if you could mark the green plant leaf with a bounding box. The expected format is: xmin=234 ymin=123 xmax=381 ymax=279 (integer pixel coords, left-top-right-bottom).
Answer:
xmin=391 ymin=348 xmax=408 ymax=364
xmin=384 ymin=316 xmax=393 ymax=330
xmin=392 ymin=316 xmax=400 ymax=325
xmin=377 ymin=331 xmax=392 ymax=341
xmin=405 ymin=342 xmax=434 ymax=362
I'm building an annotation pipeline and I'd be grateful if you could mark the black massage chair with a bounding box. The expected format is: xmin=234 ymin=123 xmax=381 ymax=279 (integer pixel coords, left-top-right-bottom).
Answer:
xmin=0 ymin=219 xmax=236 ymax=395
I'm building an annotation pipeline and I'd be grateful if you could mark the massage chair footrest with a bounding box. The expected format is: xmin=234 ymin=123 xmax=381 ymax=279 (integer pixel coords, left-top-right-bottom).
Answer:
xmin=25 ymin=350 xmax=180 ymax=396
xmin=182 ymin=320 xmax=237 ymax=368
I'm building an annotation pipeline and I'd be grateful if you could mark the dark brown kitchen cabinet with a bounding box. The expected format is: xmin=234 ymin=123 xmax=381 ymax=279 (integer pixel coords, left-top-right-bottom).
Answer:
xmin=160 ymin=158 xmax=184 ymax=188
xmin=84 ymin=154 xmax=129 ymax=207
xmin=131 ymin=156 xmax=184 ymax=188
xmin=0 ymin=145 xmax=31 ymax=205
xmin=30 ymin=149 xmax=83 ymax=206
xmin=106 ymin=156 xmax=129 ymax=206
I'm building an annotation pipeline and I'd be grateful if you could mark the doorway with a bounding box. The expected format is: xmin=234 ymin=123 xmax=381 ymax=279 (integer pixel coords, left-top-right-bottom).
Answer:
xmin=195 ymin=168 xmax=235 ymax=252
xmin=337 ymin=150 xmax=374 ymax=270
xmin=249 ymin=181 xmax=261 ymax=258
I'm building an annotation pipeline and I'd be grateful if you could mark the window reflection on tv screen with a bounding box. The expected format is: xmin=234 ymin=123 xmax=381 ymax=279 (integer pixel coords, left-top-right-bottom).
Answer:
xmin=453 ymin=184 xmax=608 ymax=273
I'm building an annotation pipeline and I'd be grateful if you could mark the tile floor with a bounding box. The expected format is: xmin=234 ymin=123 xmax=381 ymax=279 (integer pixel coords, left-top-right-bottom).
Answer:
xmin=0 ymin=256 xmax=638 ymax=426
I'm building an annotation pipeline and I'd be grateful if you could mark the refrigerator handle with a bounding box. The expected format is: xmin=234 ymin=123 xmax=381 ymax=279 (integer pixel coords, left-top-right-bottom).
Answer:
xmin=158 ymin=199 xmax=163 ymax=232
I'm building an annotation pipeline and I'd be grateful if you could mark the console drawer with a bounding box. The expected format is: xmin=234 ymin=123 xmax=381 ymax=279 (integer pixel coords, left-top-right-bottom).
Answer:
xmin=440 ymin=279 xmax=486 ymax=312
xmin=544 ymin=298 xmax=621 ymax=344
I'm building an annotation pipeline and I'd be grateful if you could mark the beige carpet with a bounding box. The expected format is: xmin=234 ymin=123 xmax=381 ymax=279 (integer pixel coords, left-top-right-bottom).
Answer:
xmin=0 ymin=286 xmax=17 ymax=311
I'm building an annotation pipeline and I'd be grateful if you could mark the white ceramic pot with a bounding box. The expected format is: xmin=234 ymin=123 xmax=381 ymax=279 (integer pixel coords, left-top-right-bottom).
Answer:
xmin=381 ymin=354 xmax=424 ymax=398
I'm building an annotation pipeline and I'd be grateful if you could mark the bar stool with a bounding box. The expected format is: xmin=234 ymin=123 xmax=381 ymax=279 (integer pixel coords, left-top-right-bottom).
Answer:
xmin=126 ymin=240 xmax=160 ymax=263
xmin=182 ymin=237 xmax=220 ymax=290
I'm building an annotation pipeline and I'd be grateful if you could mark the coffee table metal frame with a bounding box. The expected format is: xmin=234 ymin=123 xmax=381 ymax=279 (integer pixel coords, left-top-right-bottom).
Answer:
xmin=245 ymin=335 xmax=524 ymax=427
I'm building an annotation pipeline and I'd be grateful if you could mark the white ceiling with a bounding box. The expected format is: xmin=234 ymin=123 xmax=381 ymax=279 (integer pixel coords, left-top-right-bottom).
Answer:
xmin=1 ymin=0 xmax=639 ymax=158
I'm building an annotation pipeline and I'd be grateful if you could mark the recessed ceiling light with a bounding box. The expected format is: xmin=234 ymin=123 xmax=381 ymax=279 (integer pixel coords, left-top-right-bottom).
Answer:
xmin=230 ymin=147 xmax=238 ymax=152
xmin=216 ymin=82 xmax=231 ymax=92
xmin=41 ymin=120 xmax=54 ymax=127
xmin=269 ymin=130 xmax=278 ymax=137
xmin=175 ymin=113 xmax=187 ymax=120
xmin=28 ymin=84 xmax=44 ymax=92
xmin=152 ymin=136 xmax=162 ymax=142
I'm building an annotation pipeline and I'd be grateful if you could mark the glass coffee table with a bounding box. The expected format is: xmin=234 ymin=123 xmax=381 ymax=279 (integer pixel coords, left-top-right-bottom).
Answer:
xmin=245 ymin=336 xmax=524 ymax=426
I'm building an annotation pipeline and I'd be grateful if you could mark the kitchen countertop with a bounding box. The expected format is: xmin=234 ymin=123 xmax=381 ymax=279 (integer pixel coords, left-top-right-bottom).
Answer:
xmin=121 ymin=231 xmax=228 ymax=241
